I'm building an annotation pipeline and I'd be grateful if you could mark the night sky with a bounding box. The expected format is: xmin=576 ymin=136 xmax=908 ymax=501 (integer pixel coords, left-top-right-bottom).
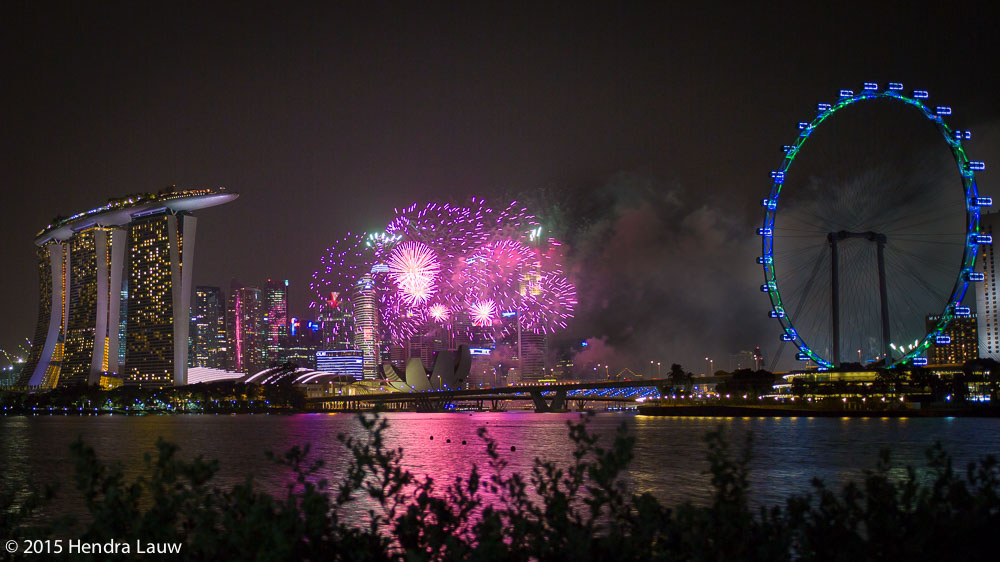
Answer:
xmin=3 ymin=1 xmax=998 ymax=373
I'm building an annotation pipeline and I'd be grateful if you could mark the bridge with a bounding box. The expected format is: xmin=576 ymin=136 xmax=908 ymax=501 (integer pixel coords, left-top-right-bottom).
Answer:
xmin=305 ymin=377 xmax=726 ymax=412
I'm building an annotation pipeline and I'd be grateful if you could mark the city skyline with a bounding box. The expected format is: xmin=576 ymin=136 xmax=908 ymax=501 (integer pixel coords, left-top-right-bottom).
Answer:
xmin=2 ymin=3 xmax=999 ymax=373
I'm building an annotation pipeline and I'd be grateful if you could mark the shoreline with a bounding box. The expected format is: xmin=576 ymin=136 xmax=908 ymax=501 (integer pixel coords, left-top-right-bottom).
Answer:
xmin=637 ymin=403 xmax=1000 ymax=418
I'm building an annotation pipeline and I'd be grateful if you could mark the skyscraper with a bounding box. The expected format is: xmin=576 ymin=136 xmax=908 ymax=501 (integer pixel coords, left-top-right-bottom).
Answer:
xmin=190 ymin=286 xmax=227 ymax=369
xmin=977 ymin=211 xmax=1000 ymax=360
xmin=264 ymin=278 xmax=289 ymax=364
xmin=19 ymin=188 xmax=237 ymax=388
xmin=318 ymin=291 xmax=353 ymax=350
xmin=352 ymin=273 xmax=379 ymax=379
xmin=227 ymin=281 xmax=266 ymax=374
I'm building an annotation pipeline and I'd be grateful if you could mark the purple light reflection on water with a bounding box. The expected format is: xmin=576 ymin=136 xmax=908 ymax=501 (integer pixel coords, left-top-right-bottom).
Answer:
xmin=3 ymin=413 xmax=1000 ymax=527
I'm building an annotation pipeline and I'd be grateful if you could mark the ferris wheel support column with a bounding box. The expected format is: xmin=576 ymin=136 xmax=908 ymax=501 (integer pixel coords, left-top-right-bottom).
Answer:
xmin=828 ymin=233 xmax=841 ymax=367
xmin=876 ymin=234 xmax=891 ymax=364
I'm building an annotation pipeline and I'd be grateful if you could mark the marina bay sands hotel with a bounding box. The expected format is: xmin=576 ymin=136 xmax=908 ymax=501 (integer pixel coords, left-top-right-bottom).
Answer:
xmin=17 ymin=187 xmax=237 ymax=388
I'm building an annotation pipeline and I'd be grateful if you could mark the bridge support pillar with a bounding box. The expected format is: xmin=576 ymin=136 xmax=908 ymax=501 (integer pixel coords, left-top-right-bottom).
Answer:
xmin=529 ymin=390 xmax=568 ymax=412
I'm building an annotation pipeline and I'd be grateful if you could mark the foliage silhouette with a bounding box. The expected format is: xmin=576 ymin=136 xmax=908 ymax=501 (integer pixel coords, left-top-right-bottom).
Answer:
xmin=3 ymin=413 xmax=999 ymax=560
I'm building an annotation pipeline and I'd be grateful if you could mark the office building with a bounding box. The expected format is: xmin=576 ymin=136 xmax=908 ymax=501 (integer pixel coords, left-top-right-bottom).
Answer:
xmin=315 ymin=349 xmax=364 ymax=380
xmin=977 ymin=211 xmax=1000 ymax=360
xmin=926 ymin=313 xmax=979 ymax=365
xmin=352 ymin=273 xmax=379 ymax=379
xmin=190 ymin=286 xmax=227 ymax=369
xmin=227 ymin=281 xmax=266 ymax=374
xmin=264 ymin=278 xmax=289 ymax=364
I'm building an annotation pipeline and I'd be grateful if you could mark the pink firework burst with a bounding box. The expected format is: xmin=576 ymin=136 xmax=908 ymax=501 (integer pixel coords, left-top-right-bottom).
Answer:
xmin=469 ymin=299 xmax=497 ymax=327
xmin=386 ymin=241 xmax=440 ymax=305
xmin=428 ymin=303 xmax=451 ymax=323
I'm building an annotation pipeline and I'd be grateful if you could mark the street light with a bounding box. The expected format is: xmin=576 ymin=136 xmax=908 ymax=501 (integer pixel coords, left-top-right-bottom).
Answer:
xmin=705 ymin=357 xmax=713 ymax=376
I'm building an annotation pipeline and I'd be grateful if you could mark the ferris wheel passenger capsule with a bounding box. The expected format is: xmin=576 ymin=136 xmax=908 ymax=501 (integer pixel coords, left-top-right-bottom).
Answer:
xmin=817 ymin=103 xmax=831 ymax=112
xmin=795 ymin=352 xmax=811 ymax=361
xmin=912 ymin=357 xmax=929 ymax=366
xmin=955 ymin=306 xmax=972 ymax=317
xmin=968 ymin=161 xmax=986 ymax=171
xmin=769 ymin=308 xmax=785 ymax=318
xmin=757 ymin=227 xmax=773 ymax=236
xmin=762 ymin=198 xmax=777 ymax=210
xmin=974 ymin=234 xmax=992 ymax=244
xmin=968 ymin=272 xmax=985 ymax=282
xmin=781 ymin=333 xmax=794 ymax=341
xmin=955 ymin=130 xmax=972 ymax=141
xmin=839 ymin=89 xmax=854 ymax=98
xmin=913 ymin=90 xmax=929 ymax=99
xmin=936 ymin=106 xmax=952 ymax=116
xmin=757 ymin=255 xmax=773 ymax=264
xmin=976 ymin=197 xmax=992 ymax=207
xmin=935 ymin=335 xmax=952 ymax=345
xmin=863 ymin=82 xmax=878 ymax=91
xmin=888 ymin=82 xmax=904 ymax=91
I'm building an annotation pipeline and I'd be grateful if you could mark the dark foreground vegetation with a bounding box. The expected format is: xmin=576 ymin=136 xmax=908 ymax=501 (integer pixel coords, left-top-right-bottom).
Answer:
xmin=3 ymin=414 xmax=999 ymax=561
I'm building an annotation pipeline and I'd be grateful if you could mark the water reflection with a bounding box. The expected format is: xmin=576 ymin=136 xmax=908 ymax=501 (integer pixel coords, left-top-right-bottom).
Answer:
xmin=2 ymin=412 xmax=1000 ymax=524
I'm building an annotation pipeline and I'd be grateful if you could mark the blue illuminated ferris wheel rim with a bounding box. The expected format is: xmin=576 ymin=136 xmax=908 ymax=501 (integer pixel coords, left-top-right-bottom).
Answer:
xmin=760 ymin=83 xmax=987 ymax=369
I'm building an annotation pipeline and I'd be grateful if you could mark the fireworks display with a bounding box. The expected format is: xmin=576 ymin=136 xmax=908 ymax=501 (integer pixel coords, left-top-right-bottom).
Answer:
xmin=469 ymin=300 xmax=497 ymax=327
xmin=386 ymin=241 xmax=440 ymax=306
xmin=310 ymin=197 xmax=577 ymax=346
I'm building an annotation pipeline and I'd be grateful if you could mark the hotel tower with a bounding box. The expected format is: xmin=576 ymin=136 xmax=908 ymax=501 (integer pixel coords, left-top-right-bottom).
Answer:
xmin=18 ymin=187 xmax=237 ymax=388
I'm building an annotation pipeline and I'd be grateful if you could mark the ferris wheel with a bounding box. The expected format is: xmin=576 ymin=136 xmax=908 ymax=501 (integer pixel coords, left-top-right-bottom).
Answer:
xmin=760 ymin=82 xmax=989 ymax=369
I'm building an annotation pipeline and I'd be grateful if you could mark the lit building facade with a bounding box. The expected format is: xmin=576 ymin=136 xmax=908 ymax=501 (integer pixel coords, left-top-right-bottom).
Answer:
xmin=352 ymin=273 xmax=379 ymax=379
xmin=315 ymin=349 xmax=364 ymax=380
xmin=61 ymin=227 xmax=127 ymax=386
xmin=318 ymin=291 xmax=354 ymax=350
xmin=19 ymin=188 xmax=236 ymax=388
xmin=190 ymin=286 xmax=227 ymax=369
xmin=926 ymin=314 xmax=979 ymax=365
xmin=264 ymin=278 xmax=289 ymax=364
xmin=518 ymin=331 xmax=547 ymax=382
xmin=18 ymin=243 xmax=68 ymax=387
xmin=977 ymin=211 xmax=1000 ymax=360
xmin=227 ymin=281 xmax=267 ymax=374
